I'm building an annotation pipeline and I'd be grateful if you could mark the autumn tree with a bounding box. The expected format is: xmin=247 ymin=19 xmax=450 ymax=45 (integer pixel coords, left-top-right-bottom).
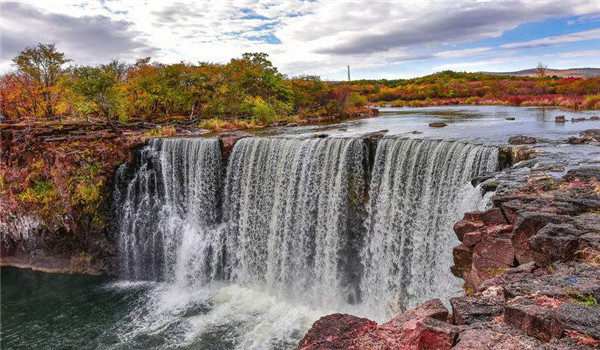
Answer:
xmin=71 ymin=65 xmax=123 ymax=128
xmin=12 ymin=43 xmax=70 ymax=119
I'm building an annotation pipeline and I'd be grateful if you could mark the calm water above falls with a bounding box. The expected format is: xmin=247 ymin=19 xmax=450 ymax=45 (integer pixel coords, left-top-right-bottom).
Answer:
xmin=2 ymin=106 xmax=598 ymax=350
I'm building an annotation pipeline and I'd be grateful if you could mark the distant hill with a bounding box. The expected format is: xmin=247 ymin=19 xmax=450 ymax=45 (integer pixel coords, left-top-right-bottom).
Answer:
xmin=479 ymin=67 xmax=600 ymax=78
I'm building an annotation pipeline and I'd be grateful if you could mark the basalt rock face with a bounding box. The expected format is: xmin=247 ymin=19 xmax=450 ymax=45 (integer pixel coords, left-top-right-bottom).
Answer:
xmin=0 ymin=123 xmax=146 ymax=274
xmin=298 ymin=168 xmax=600 ymax=350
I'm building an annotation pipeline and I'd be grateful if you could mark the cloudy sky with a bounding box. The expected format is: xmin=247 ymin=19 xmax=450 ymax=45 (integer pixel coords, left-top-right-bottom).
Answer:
xmin=2 ymin=0 xmax=600 ymax=80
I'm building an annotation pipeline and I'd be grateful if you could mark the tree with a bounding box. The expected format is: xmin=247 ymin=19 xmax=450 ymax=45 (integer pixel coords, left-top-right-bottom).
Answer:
xmin=536 ymin=62 xmax=548 ymax=78
xmin=12 ymin=43 xmax=70 ymax=118
xmin=71 ymin=65 xmax=123 ymax=129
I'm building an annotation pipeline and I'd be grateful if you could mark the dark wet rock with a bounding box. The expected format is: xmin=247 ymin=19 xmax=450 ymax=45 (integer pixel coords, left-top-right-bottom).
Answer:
xmin=563 ymin=167 xmax=600 ymax=182
xmin=362 ymin=129 xmax=388 ymax=140
xmin=313 ymin=133 xmax=328 ymax=138
xmin=509 ymin=135 xmax=536 ymax=145
xmin=580 ymin=129 xmax=600 ymax=142
xmin=529 ymin=223 xmax=583 ymax=265
xmin=590 ymin=116 xmax=600 ymax=121
xmin=506 ymin=117 xmax=516 ymax=120
xmin=450 ymin=295 xmax=504 ymax=325
xmin=218 ymin=131 xmax=252 ymax=159
xmin=429 ymin=122 xmax=448 ymax=128
xmin=555 ymin=116 xmax=566 ymax=123
xmin=571 ymin=118 xmax=587 ymax=122
xmin=555 ymin=303 xmax=600 ymax=339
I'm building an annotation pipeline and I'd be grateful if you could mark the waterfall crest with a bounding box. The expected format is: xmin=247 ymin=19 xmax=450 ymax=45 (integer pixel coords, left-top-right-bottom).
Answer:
xmin=114 ymin=136 xmax=498 ymax=316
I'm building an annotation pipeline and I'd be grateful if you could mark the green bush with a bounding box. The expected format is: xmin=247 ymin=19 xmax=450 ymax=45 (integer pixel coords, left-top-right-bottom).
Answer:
xmin=251 ymin=98 xmax=277 ymax=124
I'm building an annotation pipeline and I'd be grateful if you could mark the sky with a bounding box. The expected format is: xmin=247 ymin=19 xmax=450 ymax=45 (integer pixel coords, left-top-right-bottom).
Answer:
xmin=1 ymin=0 xmax=600 ymax=80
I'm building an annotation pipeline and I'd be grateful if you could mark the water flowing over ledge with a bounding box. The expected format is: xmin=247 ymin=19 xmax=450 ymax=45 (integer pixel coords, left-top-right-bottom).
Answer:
xmin=114 ymin=136 xmax=498 ymax=320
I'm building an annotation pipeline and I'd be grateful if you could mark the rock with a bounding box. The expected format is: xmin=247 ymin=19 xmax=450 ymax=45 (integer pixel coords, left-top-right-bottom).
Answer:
xmin=506 ymin=117 xmax=516 ymax=120
xmin=453 ymin=244 xmax=473 ymax=272
xmin=563 ymin=167 xmax=600 ymax=182
xmin=450 ymin=295 xmax=504 ymax=325
xmin=313 ymin=133 xmax=328 ymax=138
xmin=453 ymin=322 xmax=541 ymax=350
xmin=571 ymin=117 xmax=587 ymax=122
xmin=453 ymin=220 xmax=484 ymax=241
xmin=287 ymin=123 xmax=298 ymax=127
xmin=580 ymin=129 xmax=600 ymax=142
xmin=298 ymin=300 xmax=460 ymax=350
xmin=481 ymin=208 xmax=510 ymax=226
xmin=555 ymin=116 xmax=566 ymax=123
xmin=218 ymin=131 xmax=252 ymax=159
xmin=512 ymin=212 xmax=571 ymax=264
xmin=529 ymin=223 xmax=583 ymax=265
xmin=429 ymin=122 xmax=448 ymax=128
xmin=412 ymin=130 xmax=423 ymax=134
xmin=567 ymin=136 xmax=590 ymax=144
xmin=505 ymin=297 xmax=564 ymax=342
xmin=362 ymin=130 xmax=388 ymax=140
xmin=590 ymin=116 xmax=600 ymax=121
xmin=555 ymin=303 xmax=600 ymax=339
xmin=297 ymin=314 xmax=377 ymax=350
xmin=508 ymin=135 xmax=536 ymax=145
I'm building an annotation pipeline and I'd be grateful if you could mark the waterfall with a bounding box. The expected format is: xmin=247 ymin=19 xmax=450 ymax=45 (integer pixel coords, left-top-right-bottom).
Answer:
xmin=223 ymin=138 xmax=368 ymax=306
xmin=113 ymin=138 xmax=223 ymax=284
xmin=113 ymin=136 xmax=498 ymax=318
xmin=360 ymin=138 xmax=498 ymax=316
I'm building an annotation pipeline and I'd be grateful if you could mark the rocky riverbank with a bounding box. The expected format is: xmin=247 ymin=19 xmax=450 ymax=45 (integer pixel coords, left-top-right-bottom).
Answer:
xmin=297 ymin=167 xmax=600 ymax=350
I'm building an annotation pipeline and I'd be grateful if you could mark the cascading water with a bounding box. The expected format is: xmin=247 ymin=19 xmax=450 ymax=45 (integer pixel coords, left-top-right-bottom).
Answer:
xmin=112 ymin=135 xmax=498 ymax=348
xmin=113 ymin=138 xmax=223 ymax=284
xmin=223 ymin=138 xmax=368 ymax=306
xmin=360 ymin=138 xmax=498 ymax=317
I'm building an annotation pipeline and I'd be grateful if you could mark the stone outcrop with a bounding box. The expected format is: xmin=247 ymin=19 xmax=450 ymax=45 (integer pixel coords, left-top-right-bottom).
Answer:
xmin=298 ymin=168 xmax=600 ymax=350
xmin=508 ymin=135 xmax=536 ymax=144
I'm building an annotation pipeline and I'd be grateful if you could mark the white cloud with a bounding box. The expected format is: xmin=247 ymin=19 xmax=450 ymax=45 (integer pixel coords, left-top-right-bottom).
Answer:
xmin=1 ymin=0 xmax=600 ymax=78
xmin=501 ymin=28 xmax=600 ymax=49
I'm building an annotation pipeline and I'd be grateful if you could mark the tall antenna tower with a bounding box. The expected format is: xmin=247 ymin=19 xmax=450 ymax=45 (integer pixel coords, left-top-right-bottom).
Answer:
xmin=347 ymin=65 xmax=351 ymax=81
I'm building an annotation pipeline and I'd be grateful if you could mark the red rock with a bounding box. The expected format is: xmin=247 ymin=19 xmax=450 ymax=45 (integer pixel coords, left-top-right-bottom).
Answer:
xmin=463 ymin=230 xmax=485 ymax=247
xmin=474 ymin=234 xmax=515 ymax=266
xmin=453 ymin=220 xmax=484 ymax=241
xmin=555 ymin=116 xmax=566 ymax=123
xmin=481 ymin=208 xmax=509 ymax=226
xmin=504 ymin=297 xmax=564 ymax=342
xmin=463 ymin=211 xmax=484 ymax=222
xmin=512 ymin=212 xmax=571 ymax=264
xmin=296 ymin=314 xmax=377 ymax=350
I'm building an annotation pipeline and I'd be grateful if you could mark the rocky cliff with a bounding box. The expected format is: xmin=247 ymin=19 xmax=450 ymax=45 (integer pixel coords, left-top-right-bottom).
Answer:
xmin=297 ymin=168 xmax=600 ymax=350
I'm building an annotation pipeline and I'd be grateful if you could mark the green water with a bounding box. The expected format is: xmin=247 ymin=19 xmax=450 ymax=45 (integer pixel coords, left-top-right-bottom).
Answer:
xmin=0 ymin=267 xmax=323 ymax=350
xmin=0 ymin=267 xmax=143 ymax=350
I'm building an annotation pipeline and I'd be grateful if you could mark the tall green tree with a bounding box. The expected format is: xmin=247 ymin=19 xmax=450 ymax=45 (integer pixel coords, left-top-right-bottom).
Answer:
xmin=12 ymin=43 xmax=70 ymax=118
